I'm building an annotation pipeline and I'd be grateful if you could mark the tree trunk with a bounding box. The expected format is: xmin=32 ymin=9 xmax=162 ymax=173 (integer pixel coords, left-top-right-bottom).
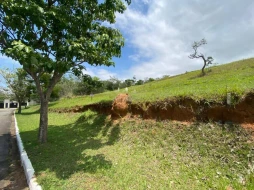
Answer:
xmin=18 ymin=101 xmax=22 ymax=114
xmin=201 ymin=64 xmax=206 ymax=75
xmin=201 ymin=58 xmax=207 ymax=75
xmin=38 ymin=97 xmax=49 ymax=143
xmin=26 ymin=69 xmax=63 ymax=144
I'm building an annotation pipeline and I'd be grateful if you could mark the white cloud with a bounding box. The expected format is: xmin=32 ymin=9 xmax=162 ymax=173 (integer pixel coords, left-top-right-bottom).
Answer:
xmin=116 ymin=0 xmax=254 ymax=79
xmin=1 ymin=1 xmax=254 ymax=81
xmin=82 ymin=68 xmax=118 ymax=80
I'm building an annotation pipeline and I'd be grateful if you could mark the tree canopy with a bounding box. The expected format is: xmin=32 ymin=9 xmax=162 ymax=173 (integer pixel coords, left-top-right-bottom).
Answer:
xmin=0 ymin=0 xmax=131 ymax=143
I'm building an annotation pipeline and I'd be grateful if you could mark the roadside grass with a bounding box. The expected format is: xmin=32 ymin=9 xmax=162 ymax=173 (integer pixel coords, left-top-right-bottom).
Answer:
xmin=16 ymin=108 xmax=254 ymax=189
xmin=50 ymin=58 xmax=254 ymax=109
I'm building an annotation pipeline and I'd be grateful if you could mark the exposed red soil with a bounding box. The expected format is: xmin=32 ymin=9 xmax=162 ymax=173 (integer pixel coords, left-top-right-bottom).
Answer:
xmin=111 ymin=94 xmax=131 ymax=119
xmin=49 ymin=92 xmax=254 ymax=131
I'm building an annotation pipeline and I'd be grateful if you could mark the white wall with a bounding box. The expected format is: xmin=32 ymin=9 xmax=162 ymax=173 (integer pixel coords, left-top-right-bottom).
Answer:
xmin=4 ymin=99 xmax=10 ymax=108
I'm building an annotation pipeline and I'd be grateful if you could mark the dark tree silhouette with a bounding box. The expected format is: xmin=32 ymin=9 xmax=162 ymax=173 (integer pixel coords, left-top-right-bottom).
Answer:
xmin=189 ymin=39 xmax=214 ymax=75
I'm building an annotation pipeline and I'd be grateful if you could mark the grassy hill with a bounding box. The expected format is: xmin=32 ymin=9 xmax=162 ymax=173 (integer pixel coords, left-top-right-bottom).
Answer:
xmin=16 ymin=58 xmax=254 ymax=189
xmin=50 ymin=58 xmax=254 ymax=109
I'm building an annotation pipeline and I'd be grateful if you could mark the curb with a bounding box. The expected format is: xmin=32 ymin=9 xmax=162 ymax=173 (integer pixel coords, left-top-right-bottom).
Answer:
xmin=14 ymin=112 xmax=42 ymax=190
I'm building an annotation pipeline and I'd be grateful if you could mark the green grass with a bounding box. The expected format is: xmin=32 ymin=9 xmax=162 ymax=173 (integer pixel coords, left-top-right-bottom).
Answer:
xmin=16 ymin=58 xmax=254 ymax=189
xmin=50 ymin=58 xmax=254 ymax=109
xmin=16 ymin=107 xmax=254 ymax=189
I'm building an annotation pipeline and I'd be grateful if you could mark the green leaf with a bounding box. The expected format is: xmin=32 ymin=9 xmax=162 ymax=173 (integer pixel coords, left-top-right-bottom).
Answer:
xmin=47 ymin=63 xmax=52 ymax=69
xmin=38 ymin=7 xmax=44 ymax=13
xmin=17 ymin=44 xmax=24 ymax=51
xmin=31 ymin=56 xmax=38 ymax=65
xmin=25 ymin=47 xmax=30 ymax=53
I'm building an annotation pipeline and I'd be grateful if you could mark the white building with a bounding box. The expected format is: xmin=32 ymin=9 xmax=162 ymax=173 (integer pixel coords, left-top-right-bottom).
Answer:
xmin=4 ymin=99 xmax=11 ymax=108
xmin=0 ymin=99 xmax=35 ymax=109
xmin=0 ymin=99 xmax=18 ymax=109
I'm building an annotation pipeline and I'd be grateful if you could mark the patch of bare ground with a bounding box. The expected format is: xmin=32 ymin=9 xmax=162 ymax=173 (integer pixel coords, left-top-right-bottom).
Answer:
xmin=1 ymin=115 xmax=28 ymax=190
xmin=50 ymin=92 xmax=254 ymax=133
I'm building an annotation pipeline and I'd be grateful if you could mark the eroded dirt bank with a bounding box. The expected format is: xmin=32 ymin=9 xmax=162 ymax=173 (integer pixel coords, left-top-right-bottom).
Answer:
xmin=50 ymin=92 xmax=254 ymax=125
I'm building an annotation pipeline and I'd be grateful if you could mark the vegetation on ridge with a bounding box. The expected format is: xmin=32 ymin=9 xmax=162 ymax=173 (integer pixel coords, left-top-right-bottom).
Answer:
xmin=50 ymin=58 xmax=254 ymax=109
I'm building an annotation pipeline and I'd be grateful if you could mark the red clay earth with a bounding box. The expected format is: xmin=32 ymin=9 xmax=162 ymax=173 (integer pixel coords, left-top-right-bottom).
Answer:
xmin=50 ymin=92 xmax=254 ymax=131
xmin=111 ymin=94 xmax=131 ymax=119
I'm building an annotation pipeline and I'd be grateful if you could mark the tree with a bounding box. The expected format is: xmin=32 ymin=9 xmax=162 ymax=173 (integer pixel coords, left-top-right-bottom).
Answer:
xmin=189 ymin=38 xmax=214 ymax=75
xmin=73 ymin=75 xmax=103 ymax=95
xmin=0 ymin=87 xmax=8 ymax=101
xmin=0 ymin=68 xmax=30 ymax=113
xmin=102 ymin=76 xmax=121 ymax=91
xmin=103 ymin=80 xmax=115 ymax=91
xmin=144 ymin=77 xmax=155 ymax=83
xmin=0 ymin=0 xmax=131 ymax=143
xmin=57 ymin=75 xmax=78 ymax=98
xmin=135 ymin=79 xmax=144 ymax=85
xmin=124 ymin=79 xmax=135 ymax=87
xmin=38 ymin=73 xmax=62 ymax=100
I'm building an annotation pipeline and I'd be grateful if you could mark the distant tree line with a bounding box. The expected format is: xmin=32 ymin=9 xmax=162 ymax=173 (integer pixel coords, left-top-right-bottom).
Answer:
xmin=60 ymin=75 xmax=156 ymax=97
xmin=0 ymin=68 xmax=160 ymax=105
xmin=38 ymin=74 xmax=159 ymax=98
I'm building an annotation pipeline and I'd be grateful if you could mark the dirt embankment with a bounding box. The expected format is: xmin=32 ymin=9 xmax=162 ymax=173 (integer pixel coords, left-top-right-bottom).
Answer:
xmin=50 ymin=92 xmax=254 ymax=126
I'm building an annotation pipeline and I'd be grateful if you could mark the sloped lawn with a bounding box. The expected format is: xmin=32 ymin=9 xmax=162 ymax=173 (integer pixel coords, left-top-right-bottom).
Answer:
xmin=16 ymin=107 xmax=254 ymax=189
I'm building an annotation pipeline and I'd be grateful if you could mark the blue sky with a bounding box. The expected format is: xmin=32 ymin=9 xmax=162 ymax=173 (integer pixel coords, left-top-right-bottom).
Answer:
xmin=1 ymin=0 xmax=254 ymax=82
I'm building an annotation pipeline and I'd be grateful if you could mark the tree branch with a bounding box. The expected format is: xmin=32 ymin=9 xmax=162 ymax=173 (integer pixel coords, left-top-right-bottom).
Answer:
xmin=46 ymin=71 xmax=63 ymax=99
xmin=0 ymin=20 xmax=16 ymax=40
xmin=74 ymin=61 xmax=86 ymax=65
xmin=36 ymin=27 xmax=47 ymax=46
xmin=48 ymin=0 xmax=57 ymax=8
xmin=23 ymin=68 xmax=44 ymax=98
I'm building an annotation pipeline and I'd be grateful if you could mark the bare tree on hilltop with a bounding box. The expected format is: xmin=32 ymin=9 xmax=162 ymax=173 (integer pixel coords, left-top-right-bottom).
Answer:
xmin=189 ymin=38 xmax=214 ymax=75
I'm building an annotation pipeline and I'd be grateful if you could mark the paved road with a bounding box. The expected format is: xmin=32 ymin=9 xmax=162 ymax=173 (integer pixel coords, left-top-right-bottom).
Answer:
xmin=0 ymin=109 xmax=28 ymax=189
xmin=0 ymin=109 xmax=14 ymax=181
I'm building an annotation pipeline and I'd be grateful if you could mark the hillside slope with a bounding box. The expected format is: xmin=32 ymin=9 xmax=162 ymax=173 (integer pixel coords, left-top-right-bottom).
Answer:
xmin=16 ymin=59 xmax=254 ymax=189
xmin=51 ymin=58 xmax=254 ymax=109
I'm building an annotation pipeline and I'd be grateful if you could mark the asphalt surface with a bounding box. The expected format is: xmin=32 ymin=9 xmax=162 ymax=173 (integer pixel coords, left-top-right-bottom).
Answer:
xmin=0 ymin=109 xmax=16 ymax=190
xmin=0 ymin=109 xmax=14 ymax=180
xmin=0 ymin=109 xmax=29 ymax=189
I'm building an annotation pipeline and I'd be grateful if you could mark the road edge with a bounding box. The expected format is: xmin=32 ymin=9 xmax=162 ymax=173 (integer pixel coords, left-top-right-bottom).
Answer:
xmin=14 ymin=112 xmax=42 ymax=190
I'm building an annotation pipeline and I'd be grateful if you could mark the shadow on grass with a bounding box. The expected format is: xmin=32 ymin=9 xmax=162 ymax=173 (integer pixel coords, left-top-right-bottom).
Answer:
xmin=48 ymin=102 xmax=59 ymax=108
xmin=188 ymin=73 xmax=205 ymax=80
xmin=18 ymin=109 xmax=40 ymax=115
xmin=188 ymin=69 xmax=213 ymax=80
xmin=96 ymin=100 xmax=113 ymax=105
xmin=18 ymin=101 xmax=61 ymax=115
xmin=19 ymin=112 xmax=120 ymax=180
